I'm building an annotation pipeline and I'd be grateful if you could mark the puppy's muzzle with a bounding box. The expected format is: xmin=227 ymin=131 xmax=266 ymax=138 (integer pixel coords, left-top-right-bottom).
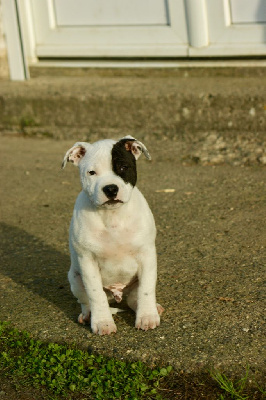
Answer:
xmin=102 ymin=184 xmax=123 ymax=206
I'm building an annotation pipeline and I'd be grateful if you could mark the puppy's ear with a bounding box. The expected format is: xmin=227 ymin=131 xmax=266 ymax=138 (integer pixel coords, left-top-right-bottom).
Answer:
xmin=120 ymin=136 xmax=151 ymax=161
xmin=61 ymin=142 xmax=89 ymax=169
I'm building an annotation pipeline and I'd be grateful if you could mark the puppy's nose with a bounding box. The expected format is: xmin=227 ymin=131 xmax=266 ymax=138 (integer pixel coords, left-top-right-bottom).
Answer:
xmin=103 ymin=184 xmax=119 ymax=199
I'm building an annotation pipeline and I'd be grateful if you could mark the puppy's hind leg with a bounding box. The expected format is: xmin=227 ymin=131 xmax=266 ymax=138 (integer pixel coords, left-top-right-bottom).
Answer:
xmin=68 ymin=267 xmax=90 ymax=325
xmin=126 ymin=286 xmax=138 ymax=312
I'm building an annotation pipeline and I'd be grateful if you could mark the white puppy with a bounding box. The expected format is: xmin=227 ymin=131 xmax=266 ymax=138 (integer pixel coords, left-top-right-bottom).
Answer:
xmin=62 ymin=136 xmax=163 ymax=335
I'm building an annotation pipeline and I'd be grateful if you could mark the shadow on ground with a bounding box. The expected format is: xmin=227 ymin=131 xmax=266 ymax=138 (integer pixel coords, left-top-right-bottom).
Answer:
xmin=0 ymin=222 xmax=74 ymax=318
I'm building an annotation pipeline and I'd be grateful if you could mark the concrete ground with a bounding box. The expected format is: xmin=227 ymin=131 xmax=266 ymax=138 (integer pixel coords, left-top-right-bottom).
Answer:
xmin=0 ymin=68 xmax=265 ymax=389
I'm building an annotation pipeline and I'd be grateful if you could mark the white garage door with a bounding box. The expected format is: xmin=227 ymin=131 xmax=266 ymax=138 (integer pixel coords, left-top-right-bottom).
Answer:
xmin=4 ymin=0 xmax=266 ymax=80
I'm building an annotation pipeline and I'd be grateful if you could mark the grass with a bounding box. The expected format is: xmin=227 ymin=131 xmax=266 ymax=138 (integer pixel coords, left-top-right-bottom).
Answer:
xmin=19 ymin=116 xmax=54 ymax=137
xmin=210 ymin=368 xmax=266 ymax=400
xmin=210 ymin=368 xmax=250 ymax=400
xmin=0 ymin=321 xmax=265 ymax=400
xmin=0 ymin=321 xmax=171 ymax=399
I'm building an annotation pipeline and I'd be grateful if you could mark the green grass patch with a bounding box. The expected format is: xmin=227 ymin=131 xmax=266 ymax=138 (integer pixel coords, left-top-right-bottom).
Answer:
xmin=0 ymin=322 xmax=264 ymax=399
xmin=20 ymin=116 xmax=37 ymax=130
xmin=211 ymin=368 xmax=250 ymax=400
xmin=0 ymin=321 xmax=172 ymax=399
xmin=210 ymin=368 xmax=266 ymax=400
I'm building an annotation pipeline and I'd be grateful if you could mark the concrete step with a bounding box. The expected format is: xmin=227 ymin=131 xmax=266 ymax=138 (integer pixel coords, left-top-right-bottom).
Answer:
xmin=0 ymin=68 xmax=265 ymax=165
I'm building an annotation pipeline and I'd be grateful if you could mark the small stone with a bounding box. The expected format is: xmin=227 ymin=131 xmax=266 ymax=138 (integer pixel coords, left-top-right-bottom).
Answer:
xmin=214 ymin=140 xmax=227 ymax=151
xmin=210 ymin=155 xmax=224 ymax=164
xmin=182 ymin=107 xmax=190 ymax=118
xmin=249 ymin=108 xmax=256 ymax=117
xmin=207 ymin=133 xmax=218 ymax=142
xmin=258 ymin=156 xmax=266 ymax=165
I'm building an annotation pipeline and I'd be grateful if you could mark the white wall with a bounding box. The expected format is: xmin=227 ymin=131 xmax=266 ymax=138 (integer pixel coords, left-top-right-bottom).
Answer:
xmin=0 ymin=0 xmax=9 ymax=78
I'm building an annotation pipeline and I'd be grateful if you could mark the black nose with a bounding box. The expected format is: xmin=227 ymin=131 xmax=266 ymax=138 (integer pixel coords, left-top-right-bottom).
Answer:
xmin=103 ymin=184 xmax=119 ymax=199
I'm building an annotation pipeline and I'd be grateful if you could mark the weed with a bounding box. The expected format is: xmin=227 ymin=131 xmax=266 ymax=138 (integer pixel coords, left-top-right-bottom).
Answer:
xmin=210 ymin=368 xmax=250 ymax=400
xmin=0 ymin=321 xmax=172 ymax=399
xmin=1 ymin=322 xmax=264 ymax=399
xmin=20 ymin=116 xmax=37 ymax=131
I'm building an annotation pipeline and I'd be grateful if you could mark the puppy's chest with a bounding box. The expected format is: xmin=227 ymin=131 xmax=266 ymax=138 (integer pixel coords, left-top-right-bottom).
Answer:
xmin=90 ymin=220 xmax=140 ymax=259
xmin=94 ymin=223 xmax=140 ymax=286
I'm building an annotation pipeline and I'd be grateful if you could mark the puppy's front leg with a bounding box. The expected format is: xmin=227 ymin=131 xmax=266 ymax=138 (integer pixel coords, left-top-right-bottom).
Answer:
xmin=136 ymin=246 xmax=160 ymax=331
xmin=78 ymin=255 xmax=117 ymax=335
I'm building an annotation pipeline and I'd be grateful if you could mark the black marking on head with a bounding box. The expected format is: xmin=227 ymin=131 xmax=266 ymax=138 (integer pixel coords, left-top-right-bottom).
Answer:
xmin=111 ymin=139 xmax=137 ymax=186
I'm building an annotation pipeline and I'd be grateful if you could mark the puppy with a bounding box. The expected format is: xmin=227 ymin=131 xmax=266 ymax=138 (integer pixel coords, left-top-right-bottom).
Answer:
xmin=62 ymin=136 xmax=163 ymax=335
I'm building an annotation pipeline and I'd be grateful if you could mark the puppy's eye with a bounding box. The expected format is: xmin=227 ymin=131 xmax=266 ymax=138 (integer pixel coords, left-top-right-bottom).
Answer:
xmin=88 ymin=170 xmax=96 ymax=176
xmin=120 ymin=165 xmax=128 ymax=172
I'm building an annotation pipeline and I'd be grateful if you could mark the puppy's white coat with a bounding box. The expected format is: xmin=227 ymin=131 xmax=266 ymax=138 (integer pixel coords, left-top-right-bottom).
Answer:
xmin=62 ymin=136 xmax=163 ymax=335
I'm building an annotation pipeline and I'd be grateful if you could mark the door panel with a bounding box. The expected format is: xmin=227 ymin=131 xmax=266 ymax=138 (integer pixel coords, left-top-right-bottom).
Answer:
xmin=230 ymin=0 xmax=266 ymax=24
xmin=189 ymin=0 xmax=266 ymax=56
xmin=54 ymin=0 xmax=169 ymax=26
xmin=29 ymin=0 xmax=188 ymax=57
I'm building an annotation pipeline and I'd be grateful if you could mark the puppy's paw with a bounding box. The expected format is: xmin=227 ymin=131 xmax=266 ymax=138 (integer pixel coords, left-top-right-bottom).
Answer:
xmin=157 ymin=303 xmax=165 ymax=316
xmin=78 ymin=312 xmax=90 ymax=325
xmin=135 ymin=313 xmax=160 ymax=331
xmin=92 ymin=319 xmax=117 ymax=335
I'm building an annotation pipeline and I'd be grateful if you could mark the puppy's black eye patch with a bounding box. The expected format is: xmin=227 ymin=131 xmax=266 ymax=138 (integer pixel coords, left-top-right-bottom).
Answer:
xmin=112 ymin=141 xmax=137 ymax=186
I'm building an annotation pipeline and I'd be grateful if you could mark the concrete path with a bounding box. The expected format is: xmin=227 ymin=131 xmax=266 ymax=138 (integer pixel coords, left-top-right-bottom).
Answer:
xmin=0 ymin=69 xmax=265 ymax=382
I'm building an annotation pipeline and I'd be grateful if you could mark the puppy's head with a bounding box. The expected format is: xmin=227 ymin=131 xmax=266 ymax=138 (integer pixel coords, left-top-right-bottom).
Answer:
xmin=62 ymin=136 xmax=151 ymax=209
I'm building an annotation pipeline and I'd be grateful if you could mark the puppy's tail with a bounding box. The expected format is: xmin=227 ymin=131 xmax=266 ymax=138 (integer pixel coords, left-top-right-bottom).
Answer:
xmin=110 ymin=307 xmax=125 ymax=314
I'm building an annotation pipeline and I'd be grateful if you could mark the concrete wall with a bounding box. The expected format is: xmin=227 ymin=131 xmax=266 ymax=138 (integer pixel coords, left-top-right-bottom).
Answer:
xmin=0 ymin=0 xmax=9 ymax=78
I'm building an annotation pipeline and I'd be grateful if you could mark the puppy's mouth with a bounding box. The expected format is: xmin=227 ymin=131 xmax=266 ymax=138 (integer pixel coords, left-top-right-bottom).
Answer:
xmin=103 ymin=199 xmax=124 ymax=206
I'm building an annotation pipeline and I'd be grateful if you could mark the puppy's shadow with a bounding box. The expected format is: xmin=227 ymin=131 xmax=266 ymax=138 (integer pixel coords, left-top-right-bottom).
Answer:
xmin=0 ymin=222 xmax=136 ymax=328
